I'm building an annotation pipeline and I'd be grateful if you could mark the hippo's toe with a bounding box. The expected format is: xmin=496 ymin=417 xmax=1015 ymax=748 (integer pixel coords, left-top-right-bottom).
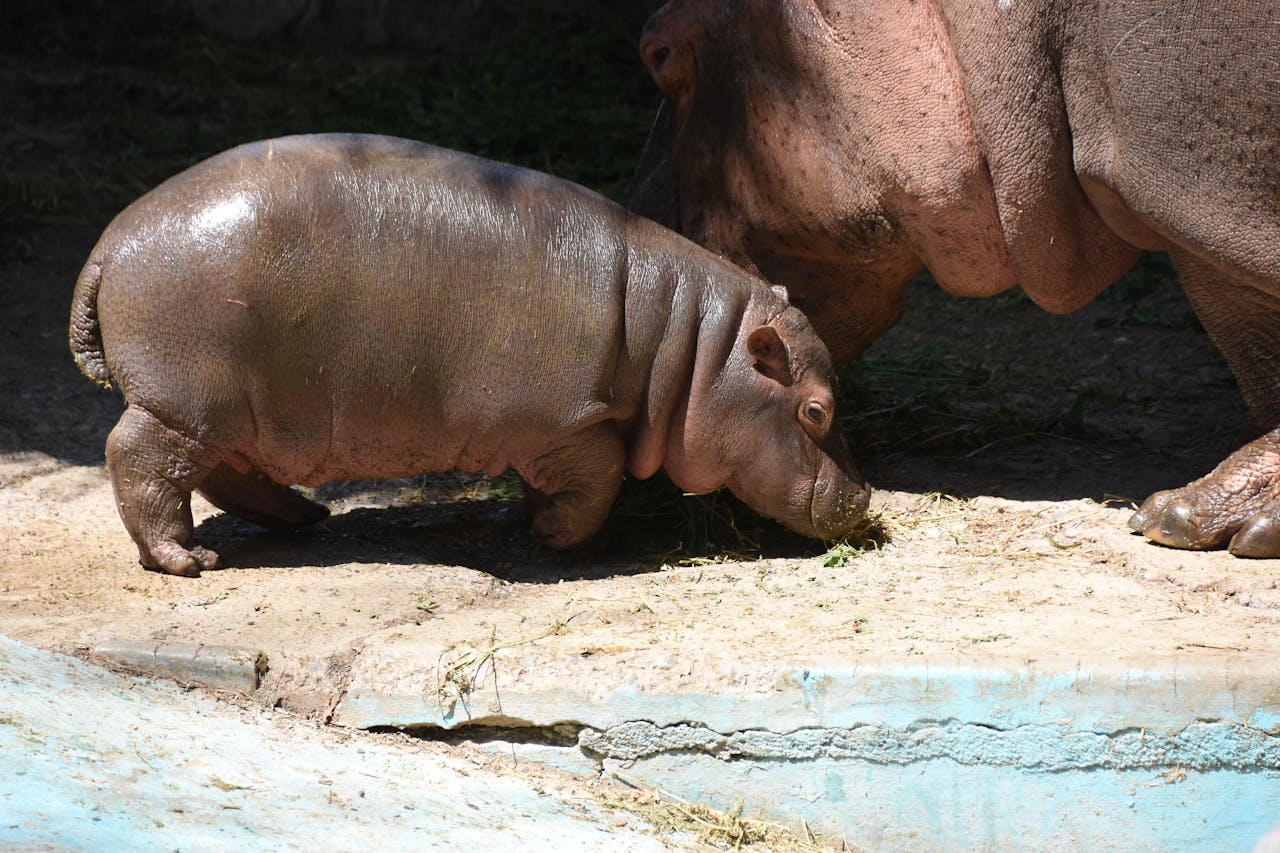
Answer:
xmin=1130 ymin=494 xmax=1221 ymax=551
xmin=1229 ymin=509 xmax=1280 ymax=558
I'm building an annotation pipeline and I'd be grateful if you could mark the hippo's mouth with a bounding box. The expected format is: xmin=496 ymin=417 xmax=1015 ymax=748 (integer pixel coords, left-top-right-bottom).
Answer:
xmin=808 ymin=473 xmax=872 ymax=542
xmin=809 ymin=476 xmax=822 ymax=539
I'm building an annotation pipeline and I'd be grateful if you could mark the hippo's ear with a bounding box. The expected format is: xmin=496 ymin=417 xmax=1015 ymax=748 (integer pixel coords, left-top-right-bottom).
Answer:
xmin=747 ymin=325 xmax=792 ymax=385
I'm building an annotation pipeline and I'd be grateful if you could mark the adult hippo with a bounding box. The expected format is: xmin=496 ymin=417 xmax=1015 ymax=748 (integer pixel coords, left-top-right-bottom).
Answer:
xmin=71 ymin=134 xmax=868 ymax=576
xmin=630 ymin=0 xmax=1280 ymax=557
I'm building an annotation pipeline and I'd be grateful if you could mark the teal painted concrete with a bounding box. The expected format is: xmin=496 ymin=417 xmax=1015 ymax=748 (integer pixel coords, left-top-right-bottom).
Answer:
xmin=616 ymin=752 xmax=1278 ymax=852
xmin=10 ymin=627 xmax=1275 ymax=849
xmin=0 ymin=635 xmax=686 ymax=852
xmin=337 ymin=650 xmax=1280 ymax=849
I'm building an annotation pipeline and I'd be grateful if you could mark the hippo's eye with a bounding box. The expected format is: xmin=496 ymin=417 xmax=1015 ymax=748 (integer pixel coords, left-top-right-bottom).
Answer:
xmin=802 ymin=401 xmax=827 ymax=427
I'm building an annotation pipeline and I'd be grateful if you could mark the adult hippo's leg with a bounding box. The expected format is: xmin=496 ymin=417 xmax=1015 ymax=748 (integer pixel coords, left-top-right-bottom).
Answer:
xmin=1130 ymin=252 xmax=1280 ymax=556
xmin=196 ymin=460 xmax=330 ymax=530
xmin=519 ymin=425 xmax=626 ymax=549
xmin=106 ymin=405 xmax=222 ymax=576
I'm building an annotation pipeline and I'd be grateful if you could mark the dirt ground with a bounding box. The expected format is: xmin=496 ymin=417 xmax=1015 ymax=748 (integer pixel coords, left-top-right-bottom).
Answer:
xmin=4 ymin=220 xmax=1278 ymax=703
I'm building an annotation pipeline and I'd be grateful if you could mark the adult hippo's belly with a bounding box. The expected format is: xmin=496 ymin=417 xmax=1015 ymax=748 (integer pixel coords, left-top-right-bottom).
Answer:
xmin=629 ymin=0 xmax=1280 ymax=558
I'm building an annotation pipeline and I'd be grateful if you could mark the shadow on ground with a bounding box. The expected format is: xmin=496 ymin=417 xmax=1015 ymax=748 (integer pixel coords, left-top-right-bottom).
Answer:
xmin=188 ymin=475 xmax=828 ymax=580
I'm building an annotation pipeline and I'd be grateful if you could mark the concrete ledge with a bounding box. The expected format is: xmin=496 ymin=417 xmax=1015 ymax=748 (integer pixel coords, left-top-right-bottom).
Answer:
xmin=334 ymin=645 xmax=1280 ymax=735
xmin=334 ymin=641 xmax=1280 ymax=850
xmin=90 ymin=639 xmax=266 ymax=693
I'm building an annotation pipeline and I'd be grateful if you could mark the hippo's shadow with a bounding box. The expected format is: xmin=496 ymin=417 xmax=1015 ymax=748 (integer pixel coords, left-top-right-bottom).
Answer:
xmin=192 ymin=474 xmax=830 ymax=580
xmin=192 ymin=506 xmax=802 ymax=584
xmin=191 ymin=499 xmax=645 ymax=582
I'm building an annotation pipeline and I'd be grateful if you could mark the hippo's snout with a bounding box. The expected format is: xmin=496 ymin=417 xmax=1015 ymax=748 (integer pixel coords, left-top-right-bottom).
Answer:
xmin=810 ymin=462 xmax=872 ymax=541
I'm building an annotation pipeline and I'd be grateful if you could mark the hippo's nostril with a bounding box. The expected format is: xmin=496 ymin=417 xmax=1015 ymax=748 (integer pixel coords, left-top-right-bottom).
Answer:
xmin=643 ymin=42 xmax=672 ymax=76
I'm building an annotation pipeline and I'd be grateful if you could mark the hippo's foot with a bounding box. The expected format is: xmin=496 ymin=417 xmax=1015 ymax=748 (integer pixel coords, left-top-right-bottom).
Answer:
xmin=524 ymin=483 xmax=610 ymax=549
xmin=106 ymin=404 xmax=222 ymax=577
xmin=142 ymin=542 xmax=220 ymax=577
xmin=197 ymin=459 xmax=330 ymax=529
xmin=1129 ymin=431 xmax=1280 ymax=557
xmin=520 ymin=428 xmax=625 ymax=550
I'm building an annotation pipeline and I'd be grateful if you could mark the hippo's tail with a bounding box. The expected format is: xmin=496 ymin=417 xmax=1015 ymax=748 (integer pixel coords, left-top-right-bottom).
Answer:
xmin=69 ymin=258 xmax=112 ymax=388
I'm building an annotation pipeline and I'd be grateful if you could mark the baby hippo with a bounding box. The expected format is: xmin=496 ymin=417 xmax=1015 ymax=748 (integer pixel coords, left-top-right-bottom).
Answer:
xmin=70 ymin=134 xmax=869 ymax=575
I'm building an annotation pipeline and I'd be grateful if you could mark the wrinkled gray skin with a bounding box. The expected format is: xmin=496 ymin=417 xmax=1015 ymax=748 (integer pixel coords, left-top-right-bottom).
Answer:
xmin=70 ymin=134 xmax=868 ymax=576
xmin=631 ymin=0 xmax=1280 ymax=557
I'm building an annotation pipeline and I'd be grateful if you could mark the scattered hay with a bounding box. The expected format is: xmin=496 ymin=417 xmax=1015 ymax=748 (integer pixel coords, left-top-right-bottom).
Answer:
xmin=599 ymin=770 xmax=860 ymax=852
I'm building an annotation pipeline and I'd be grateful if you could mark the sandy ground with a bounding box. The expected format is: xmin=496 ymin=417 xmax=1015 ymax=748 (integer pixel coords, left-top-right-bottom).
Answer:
xmin=4 ymin=223 xmax=1278 ymax=708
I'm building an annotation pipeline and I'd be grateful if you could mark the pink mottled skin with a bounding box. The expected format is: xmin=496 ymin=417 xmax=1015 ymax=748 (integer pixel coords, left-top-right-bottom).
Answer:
xmin=630 ymin=0 xmax=1280 ymax=557
xmin=71 ymin=134 xmax=868 ymax=576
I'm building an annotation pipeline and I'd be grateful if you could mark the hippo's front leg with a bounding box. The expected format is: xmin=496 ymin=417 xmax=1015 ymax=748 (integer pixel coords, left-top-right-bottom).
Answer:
xmin=520 ymin=425 xmax=626 ymax=549
xmin=1130 ymin=252 xmax=1280 ymax=556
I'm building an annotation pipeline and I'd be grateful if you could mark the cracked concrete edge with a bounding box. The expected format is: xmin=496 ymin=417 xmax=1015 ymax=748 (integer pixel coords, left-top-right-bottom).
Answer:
xmin=75 ymin=638 xmax=1280 ymax=851
xmin=414 ymin=724 xmax=1280 ymax=851
xmin=576 ymin=718 xmax=1280 ymax=772
xmin=83 ymin=636 xmax=1280 ymax=726
xmin=330 ymin=640 xmax=1280 ymax=736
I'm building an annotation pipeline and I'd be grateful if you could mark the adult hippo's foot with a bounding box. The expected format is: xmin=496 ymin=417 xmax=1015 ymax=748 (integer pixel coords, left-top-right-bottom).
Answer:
xmin=1130 ymin=249 xmax=1280 ymax=558
xmin=1130 ymin=431 xmax=1280 ymax=557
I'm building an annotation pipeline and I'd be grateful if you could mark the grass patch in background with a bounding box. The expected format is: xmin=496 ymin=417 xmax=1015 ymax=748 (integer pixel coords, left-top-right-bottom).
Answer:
xmin=1099 ymin=252 xmax=1176 ymax=303
xmin=841 ymin=340 xmax=1093 ymax=455
xmin=609 ymin=473 xmax=843 ymax=563
xmin=838 ymin=251 xmax=1192 ymax=462
xmin=1 ymin=0 xmax=659 ymax=230
xmin=1096 ymin=252 xmax=1200 ymax=330
xmin=960 ymin=254 xmax=1192 ymax=327
xmin=838 ymin=343 xmax=1091 ymax=460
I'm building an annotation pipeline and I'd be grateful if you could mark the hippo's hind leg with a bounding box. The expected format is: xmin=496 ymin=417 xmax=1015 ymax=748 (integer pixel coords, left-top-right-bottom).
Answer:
xmin=197 ymin=460 xmax=330 ymax=529
xmin=520 ymin=425 xmax=625 ymax=549
xmin=106 ymin=405 xmax=221 ymax=576
xmin=1130 ymin=251 xmax=1280 ymax=556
